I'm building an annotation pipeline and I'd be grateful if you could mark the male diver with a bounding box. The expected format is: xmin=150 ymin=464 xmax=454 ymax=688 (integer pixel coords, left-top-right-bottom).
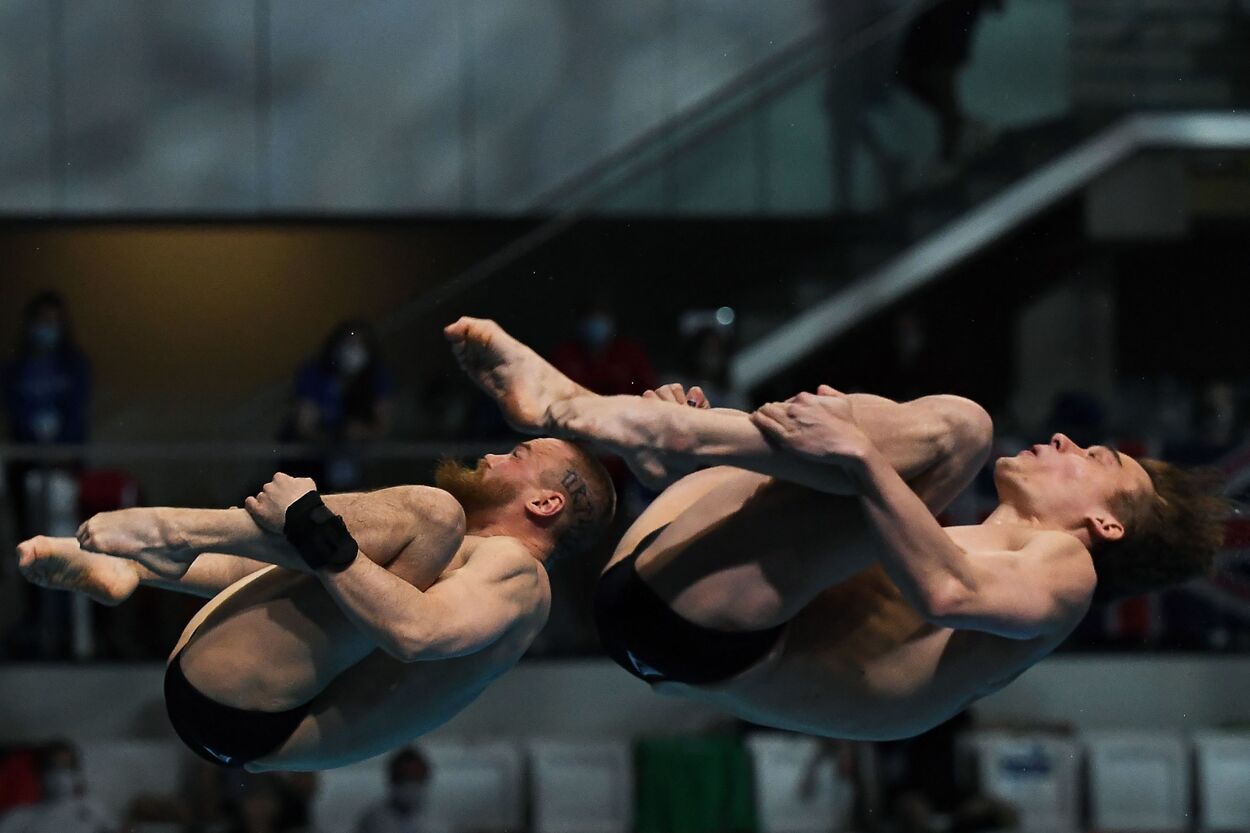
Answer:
xmin=447 ymin=316 xmax=1225 ymax=740
xmin=18 ymin=438 xmax=614 ymax=770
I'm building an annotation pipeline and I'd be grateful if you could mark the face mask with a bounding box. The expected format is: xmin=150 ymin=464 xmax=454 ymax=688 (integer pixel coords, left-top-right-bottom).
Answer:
xmin=29 ymin=323 xmax=62 ymax=350
xmin=579 ymin=315 xmax=615 ymax=349
xmin=336 ymin=343 xmax=369 ymax=374
xmin=391 ymin=783 xmax=427 ymax=812
xmin=42 ymin=769 xmax=79 ymax=801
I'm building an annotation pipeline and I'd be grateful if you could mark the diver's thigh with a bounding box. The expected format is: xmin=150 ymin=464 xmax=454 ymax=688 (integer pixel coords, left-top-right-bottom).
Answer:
xmin=630 ymin=470 xmax=876 ymax=630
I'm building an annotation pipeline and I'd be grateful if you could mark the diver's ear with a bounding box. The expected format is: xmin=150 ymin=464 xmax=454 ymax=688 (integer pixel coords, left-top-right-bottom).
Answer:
xmin=525 ymin=490 xmax=566 ymax=521
xmin=1086 ymin=511 xmax=1125 ymax=543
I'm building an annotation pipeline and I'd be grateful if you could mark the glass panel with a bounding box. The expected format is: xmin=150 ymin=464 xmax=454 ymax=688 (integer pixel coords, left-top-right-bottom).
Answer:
xmin=269 ymin=0 xmax=466 ymax=211
xmin=0 ymin=0 xmax=53 ymax=211
xmin=62 ymin=1 xmax=257 ymax=212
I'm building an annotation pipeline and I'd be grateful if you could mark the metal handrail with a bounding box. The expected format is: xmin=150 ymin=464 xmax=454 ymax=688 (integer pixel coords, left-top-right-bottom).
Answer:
xmin=731 ymin=113 xmax=1250 ymax=389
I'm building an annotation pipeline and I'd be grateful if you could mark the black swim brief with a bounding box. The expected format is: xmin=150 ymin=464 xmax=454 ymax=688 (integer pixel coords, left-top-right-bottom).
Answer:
xmin=164 ymin=649 xmax=308 ymax=768
xmin=593 ymin=524 xmax=786 ymax=686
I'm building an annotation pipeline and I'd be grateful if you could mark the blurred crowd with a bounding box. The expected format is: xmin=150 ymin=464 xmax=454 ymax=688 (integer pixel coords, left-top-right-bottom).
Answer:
xmin=0 ymin=288 xmax=1246 ymax=661
xmin=0 ymin=740 xmax=432 ymax=833
xmin=0 ymin=717 xmax=1030 ymax=833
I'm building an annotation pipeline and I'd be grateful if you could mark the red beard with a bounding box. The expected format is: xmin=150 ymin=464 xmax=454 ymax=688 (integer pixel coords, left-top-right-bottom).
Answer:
xmin=434 ymin=458 xmax=519 ymax=514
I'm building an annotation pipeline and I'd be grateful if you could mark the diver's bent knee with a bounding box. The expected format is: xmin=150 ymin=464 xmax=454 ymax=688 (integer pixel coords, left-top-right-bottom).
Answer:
xmin=921 ymin=395 xmax=994 ymax=460
xmin=399 ymin=486 xmax=467 ymax=542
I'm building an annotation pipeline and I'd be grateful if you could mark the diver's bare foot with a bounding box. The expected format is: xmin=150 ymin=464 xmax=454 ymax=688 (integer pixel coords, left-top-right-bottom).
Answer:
xmin=76 ymin=508 xmax=195 ymax=580
xmin=444 ymin=317 xmax=589 ymax=434
xmin=17 ymin=536 xmax=140 ymax=606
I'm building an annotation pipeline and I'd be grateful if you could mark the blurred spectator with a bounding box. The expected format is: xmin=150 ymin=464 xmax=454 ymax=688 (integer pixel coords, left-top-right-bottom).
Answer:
xmin=2 ymin=292 xmax=92 ymax=658
xmin=673 ymin=309 xmax=749 ymax=411
xmin=0 ymin=741 xmax=114 ymax=833
xmin=1167 ymin=380 xmax=1244 ymax=465
xmin=280 ymin=320 xmax=394 ymax=491
xmin=414 ymin=376 xmax=473 ymax=441
xmin=897 ymin=0 xmax=1005 ymax=164
xmin=210 ymin=769 xmax=319 ymax=833
xmin=272 ymin=772 xmax=319 ymax=833
xmin=2 ymin=291 xmax=92 ymax=539
xmin=355 ymin=747 xmax=431 ymax=833
xmin=234 ymin=776 xmax=283 ymax=833
xmin=873 ymin=712 xmax=1017 ymax=833
xmin=180 ymin=759 xmax=232 ymax=833
xmin=550 ymin=300 xmax=657 ymax=396
xmin=0 ymin=749 xmax=41 ymax=815
xmin=550 ymin=297 xmax=658 ymax=511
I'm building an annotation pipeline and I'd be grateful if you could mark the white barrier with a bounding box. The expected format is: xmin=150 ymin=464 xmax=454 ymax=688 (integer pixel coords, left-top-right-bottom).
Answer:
xmin=423 ymin=740 xmax=525 ymax=833
xmin=312 ymin=755 xmax=390 ymax=833
xmin=1193 ymin=731 xmax=1250 ymax=832
xmin=1085 ymin=731 xmax=1190 ymax=832
xmin=746 ymin=733 xmax=853 ymax=833
xmin=79 ymin=739 xmax=184 ymax=823
xmin=528 ymin=740 xmax=633 ymax=833
xmin=963 ymin=732 xmax=1081 ymax=833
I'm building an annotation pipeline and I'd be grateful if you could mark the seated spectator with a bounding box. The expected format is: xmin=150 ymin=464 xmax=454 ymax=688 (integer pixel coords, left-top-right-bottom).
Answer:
xmin=875 ymin=712 xmax=1017 ymax=833
xmin=355 ymin=747 xmax=432 ymax=833
xmin=2 ymin=292 xmax=92 ymax=657
xmin=551 ymin=300 xmax=657 ymax=396
xmin=2 ymin=291 xmax=92 ymax=539
xmin=673 ymin=309 xmax=749 ymax=412
xmin=272 ymin=771 xmax=319 ymax=833
xmin=280 ymin=320 xmax=394 ymax=491
xmin=0 ymin=740 xmax=113 ymax=833
xmin=550 ymin=297 xmax=658 ymax=507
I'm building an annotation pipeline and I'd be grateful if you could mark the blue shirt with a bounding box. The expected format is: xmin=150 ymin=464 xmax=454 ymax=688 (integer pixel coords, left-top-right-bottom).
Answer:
xmin=2 ymin=350 xmax=91 ymax=443
xmin=294 ymin=361 xmax=394 ymax=436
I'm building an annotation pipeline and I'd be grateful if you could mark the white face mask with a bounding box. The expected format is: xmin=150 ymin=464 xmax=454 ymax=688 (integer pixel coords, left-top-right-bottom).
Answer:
xmin=336 ymin=342 xmax=369 ymax=375
xmin=43 ymin=769 xmax=79 ymax=801
xmin=579 ymin=314 xmax=615 ymax=349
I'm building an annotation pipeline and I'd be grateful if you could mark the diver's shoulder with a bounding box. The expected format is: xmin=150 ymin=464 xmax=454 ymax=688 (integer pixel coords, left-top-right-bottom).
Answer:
xmin=1026 ymin=530 xmax=1098 ymax=602
xmin=462 ymin=535 xmax=544 ymax=573
xmin=1027 ymin=528 xmax=1094 ymax=558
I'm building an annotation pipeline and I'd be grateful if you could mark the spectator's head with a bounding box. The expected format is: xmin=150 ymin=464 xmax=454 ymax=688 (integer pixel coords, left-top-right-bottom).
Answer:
xmin=576 ymin=299 xmax=617 ymax=353
xmin=319 ymin=319 xmax=381 ymax=379
xmin=388 ymin=747 xmax=431 ymax=814
xmin=678 ymin=308 xmax=737 ymax=387
xmin=20 ymin=290 xmax=74 ymax=356
xmin=436 ymin=438 xmax=615 ymax=564
xmin=39 ymin=739 xmax=83 ymax=801
xmin=995 ymin=434 xmax=1227 ymax=599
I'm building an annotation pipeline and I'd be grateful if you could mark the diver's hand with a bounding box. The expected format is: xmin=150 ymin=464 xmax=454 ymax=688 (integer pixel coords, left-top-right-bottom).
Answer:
xmin=642 ymin=383 xmax=709 ymax=408
xmin=245 ymin=472 xmax=319 ymax=533
xmin=750 ymin=386 xmax=873 ymax=468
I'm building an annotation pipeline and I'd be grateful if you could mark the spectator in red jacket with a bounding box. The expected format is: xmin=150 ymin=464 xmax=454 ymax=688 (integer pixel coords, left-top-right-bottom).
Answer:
xmin=550 ymin=301 xmax=657 ymax=396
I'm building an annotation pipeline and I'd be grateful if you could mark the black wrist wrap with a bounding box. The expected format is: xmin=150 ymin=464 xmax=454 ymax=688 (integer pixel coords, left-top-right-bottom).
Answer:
xmin=284 ymin=491 xmax=358 ymax=572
